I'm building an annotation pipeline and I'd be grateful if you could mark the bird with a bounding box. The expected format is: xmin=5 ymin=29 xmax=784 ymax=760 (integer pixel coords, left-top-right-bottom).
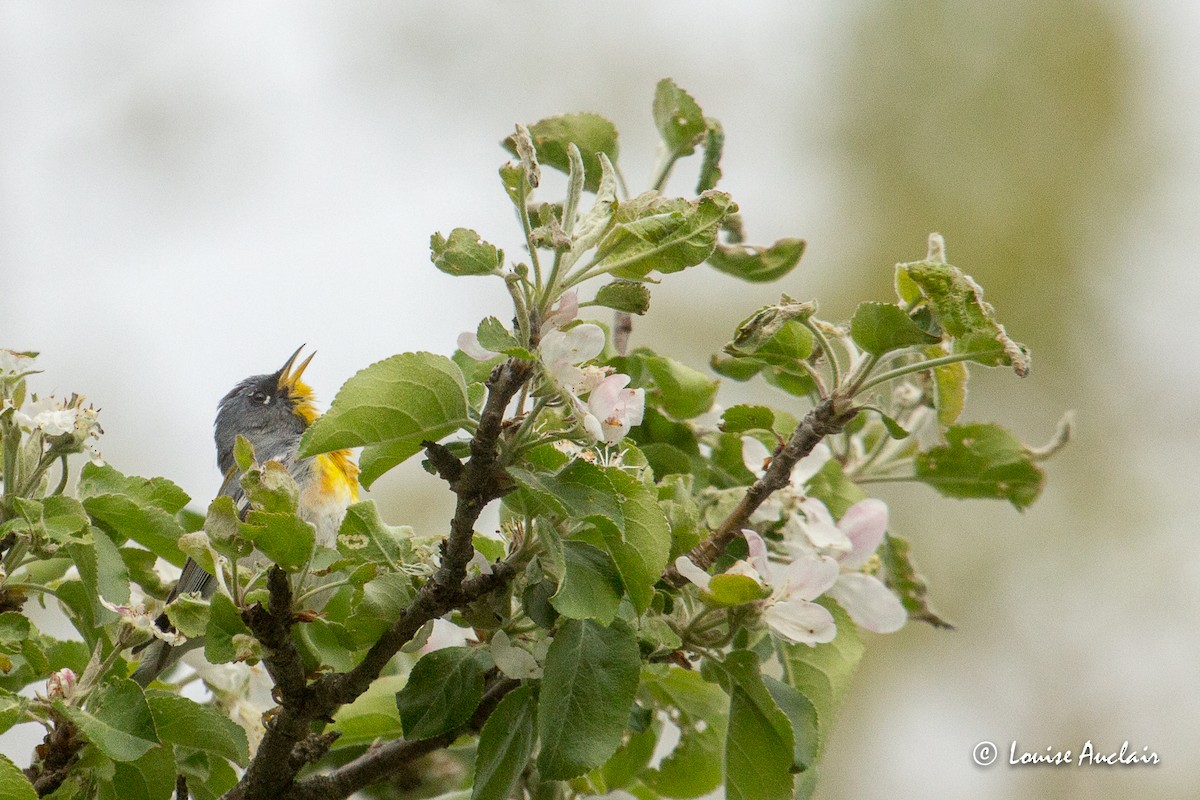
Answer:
xmin=132 ymin=346 xmax=359 ymax=685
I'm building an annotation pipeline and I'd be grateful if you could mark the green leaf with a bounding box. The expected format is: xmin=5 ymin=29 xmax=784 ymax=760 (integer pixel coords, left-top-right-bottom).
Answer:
xmin=719 ymin=405 xmax=775 ymax=434
xmin=104 ymin=745 xmax=175 ymax=800
xmin=476 ymin=317 xmax=534 ymax=359
xmin=644 ymin=725 xmax=723 ymax=799
xmin=330 ymin=675 xmax=405 ymax=749
xmin=931 ymin=349 xmax=968 ymax=426
xmin=594 ymin=281 xmax=652 ymax=315
xmin=0 ymin=690 xmax=24 ymax=736
xmin=724 ymin=297 xmax=815 ymax=361
xmin=880 ymin=534 xmax=952 ymax=629
xmin=915 ymin=423 xmax=1045 ymax=510
xmin=430 ymin=228 xmax=503 ymax=277
xmin=299 ymin=352 xmax=470 ymax=488
xmin=762 ymin=675 xmax=819 ymax=773
xmin=709 ymin=354 xmax=763 ymax=382
xmin=503 ymin=113 xmax=619 ymax=193
xmin=240 ymin=511 xmax=314 ymax=570
xmin=396 ymin=646 xmax=491 ymax=740
xmin=233 ymin=435 xmax=255 ymax=472
xmin=639 ymin=354 xmax=718 ymax=420
xmin=550 ymin=541 xmax=623 ymax=624
xmin=653 ymin=78 xmax=707 ymax=158
xmin=707 ymin=239 xmax=805 ymax=284
xmin=896 ymin=257 xmax=1031 ymax=376
xmin=721 ymin=651 xmax=793 ymax=800
xmin=849 ymin=302 xmax=940 ymax=357
xmin=336 ymin=501 xmax=412 ymax=569
xmin=239 ymin=461 xmax=299 ymax=514
xmin=77 ymin=463 xmax=190 ymax=513
xmin=472 ymin=684 xmax=538 ymax=800
xmin=509 ymin=462 xmax=668 ymax=613
xmin=203 ymin=496 xmax=249 ymax=562
xmin=696 ymin=118 xmax=725 ymax=193
xmin=146 ymin=693 xmax=249 ymax=766
xmin=78 ymin=464 xmax=189 ymax=567
xmin=778 ymin=601 xmax=865 ymax=755
xmin=164 ymin=593 xmax=211 ymax=639
xmin=702 ymin=574 xmax=770 ymax=608
xmin=204 ymin=593 xmax=252 ymax=665
xmin=594 ymin=191 xmax=736 ymax=280
xmin=57 ymin=678 xmax=159 ymax=762
xmin=70 ymin=533 xmax=129 ymax=625
xmin=599 ymin=469 xmax=671 ymax=613
xmin=537 ymin=619 xmax=640 ymax=780
xmin=0 ymin=753 xmax=36 ymax=800
xmin=644 ymin=666 xmax=729 ymax=728
xmin=601 ymin=723 xmax=658 ymax=791
xmin=346 ymin=572 xmax=415 ymax=648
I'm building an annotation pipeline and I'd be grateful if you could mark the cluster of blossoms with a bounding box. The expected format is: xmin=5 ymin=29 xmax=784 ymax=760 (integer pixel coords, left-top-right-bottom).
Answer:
xmin=676 ymin=437 xmax=907 ymax=646
xmin=1 ymin=349 xmax=104 ymax=463
xmin=460 ymin=291 xmax=645 ymax=445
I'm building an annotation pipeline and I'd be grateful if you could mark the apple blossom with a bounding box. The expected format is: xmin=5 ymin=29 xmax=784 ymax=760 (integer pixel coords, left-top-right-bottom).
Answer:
xmin=787 ymin=498 xmax=907 ymax=634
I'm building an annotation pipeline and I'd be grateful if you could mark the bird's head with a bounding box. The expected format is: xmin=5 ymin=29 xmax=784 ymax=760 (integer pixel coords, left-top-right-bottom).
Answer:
xmin=214 ymin=346 xmax=320 ymax=471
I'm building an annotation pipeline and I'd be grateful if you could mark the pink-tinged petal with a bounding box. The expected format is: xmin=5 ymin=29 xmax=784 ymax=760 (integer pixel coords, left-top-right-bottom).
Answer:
xmin=827 ymin=574 xmax=907 ymax=633
xmin=545 ymin=290 xmax=579 ymax=329
xmin=797 ymin=497 xmax=834 ymax=526
xmin=457 ymin=332 xmax=498 ymax=362
xmin=790 ymin=442 xmax=832 ymax=486
xmin=588 ymin=373 xmax=631 ymax=418
xmin=674 ymin=556 xmax=712 ymax=590
xmin=620 ymin=388 xmax=645 ymax=427
xmin=764 ymin=600 xmax=837 ymax=646
xmin=796 ymin=516 xmax=852 ymax=555
xmin=741 ymin=530 xmax=771 ymax=578
xmin=774 ymin=554 xmax=839 ymax=600
xmin=741 ymin=436 xmax=771 ymax=478
xmin=837 ymin=498 xmax=889 ymax=569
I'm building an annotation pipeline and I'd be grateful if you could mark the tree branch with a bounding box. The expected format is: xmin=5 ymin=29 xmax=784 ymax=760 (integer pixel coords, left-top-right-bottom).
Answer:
xmin=24 ymin=711 xmax=85 ymax=797
xmin=666 ymin=395 xmax=858 ymax=584
xmin=226 ymin=358 xmax=533 ymax=800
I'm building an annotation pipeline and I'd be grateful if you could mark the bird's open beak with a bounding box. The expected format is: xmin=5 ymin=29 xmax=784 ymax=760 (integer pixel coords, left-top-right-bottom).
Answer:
xmin=276 ymin=345 xmax=316 ymax=394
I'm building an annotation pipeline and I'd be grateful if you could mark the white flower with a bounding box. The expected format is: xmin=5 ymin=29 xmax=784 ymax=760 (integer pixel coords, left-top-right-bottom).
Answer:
xmin=457 ymin=331 xmax=500 ymax=362
xmin=99 ymin=598 xmax=186 ymax=645
xmin=541 ymin=323 xmax=606 ymax=391
xmin=581 ymin=374 xmax=645 ymax=444
xmin=14 ymin=394 xmax=104 ymax=462
xmin=674 ymin=530 xmax=840 ymax=647
xmin=743 ymin=530 xmax=840 ymax=646
xmin=787 ymin=498 xmax=906 ymax=634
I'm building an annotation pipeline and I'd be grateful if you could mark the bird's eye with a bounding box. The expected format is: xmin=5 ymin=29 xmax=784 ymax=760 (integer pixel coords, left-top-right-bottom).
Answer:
xmin=250 ymin=390 xmax=270 ymax=405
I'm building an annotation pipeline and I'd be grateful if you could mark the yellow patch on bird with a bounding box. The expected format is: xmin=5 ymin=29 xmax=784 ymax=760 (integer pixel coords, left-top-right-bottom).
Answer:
xmin=288 ymin=380 xmax=320 ymax=425
xmin=316 ymin=449 xmax=360 ymax=502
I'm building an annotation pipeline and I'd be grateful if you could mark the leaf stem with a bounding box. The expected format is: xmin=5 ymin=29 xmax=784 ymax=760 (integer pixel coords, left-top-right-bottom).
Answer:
xmin=800 ymin=318 xmax=841 ymax=390
xmin=857 ymin=350 xmax=993 ymax=395
xmin=516 ymin=179 xmax=542 ymax=288
xmin=649 ymin=146 xmax=679 ymax=193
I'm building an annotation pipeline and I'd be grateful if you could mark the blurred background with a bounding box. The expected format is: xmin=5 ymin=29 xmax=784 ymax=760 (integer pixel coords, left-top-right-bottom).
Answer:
xmin=2 ymin=2 xmax=1197 ymax=797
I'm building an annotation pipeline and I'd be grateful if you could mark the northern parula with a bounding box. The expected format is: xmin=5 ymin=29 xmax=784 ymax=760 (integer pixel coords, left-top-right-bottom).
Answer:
xmin=132 ymin=346 xmax=359 ymax=684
